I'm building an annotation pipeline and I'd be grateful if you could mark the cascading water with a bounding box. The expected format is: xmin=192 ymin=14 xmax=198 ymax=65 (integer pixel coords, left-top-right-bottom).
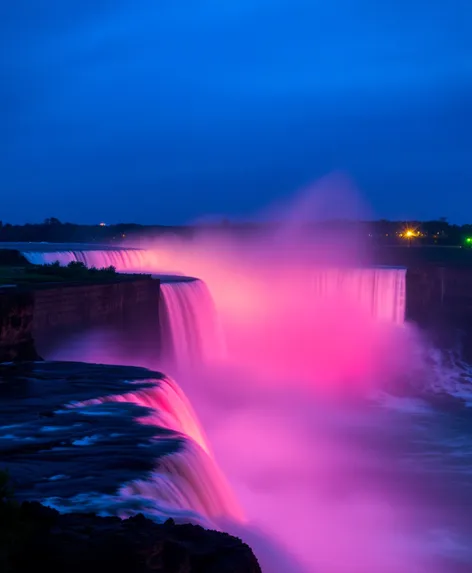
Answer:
xmin=17 ymin=243 xmax=472 ymax=572
xmin=23 ymin=245 xmax=410 ymax=393
xmin=23 ymin=246 xmax=407 ymax=386
xmin=121 ymin=443 xmax=243 ymax=522
xmin=159 ymin=279 xmax=227 ymax=367
xmin=308 ymin=266 xmax=406 ymax=324
xmin=22 ymin=248 xmax=150 ymax=271
xmin=23 ymin=248 xmax=405 ymax=386
xmin=73 ymin=376 xmax=211 ymax=453
xmin=22 ymin=247 xmax=406 ymax=324
xmin=69 ymin=375 xmax=243 ymax=524
xmin=23 ymin=248 xmax=226 ymax=367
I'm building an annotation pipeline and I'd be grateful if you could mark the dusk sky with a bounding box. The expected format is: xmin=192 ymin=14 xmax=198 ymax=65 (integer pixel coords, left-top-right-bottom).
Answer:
xmin=1 ymin=0 xmax=471 ymax=224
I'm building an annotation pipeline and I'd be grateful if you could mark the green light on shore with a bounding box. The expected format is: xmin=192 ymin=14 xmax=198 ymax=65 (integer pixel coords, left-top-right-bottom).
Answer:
xmin=466 ymin=237 xmax=472 ymax=244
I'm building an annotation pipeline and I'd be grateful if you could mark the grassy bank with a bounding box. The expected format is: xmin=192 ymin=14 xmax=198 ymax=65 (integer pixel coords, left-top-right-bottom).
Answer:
xmin=0 ymin=261 xmax=150 ymax=287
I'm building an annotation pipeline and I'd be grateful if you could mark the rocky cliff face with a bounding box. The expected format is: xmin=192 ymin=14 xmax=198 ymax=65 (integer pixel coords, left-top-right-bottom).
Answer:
xmin=0 ymin=278 xmax=160 ymax=364
xmin=0 ymin=361 xmax=262 ymax=573
xmin=406 ymin=266 xmax=472 ymax=359
xmin=1 ymin=501 xmax=261 ymax=573
xmin=0 ymin=291 xmax=41 ymax=362
xmin=33 ymin=278 xmax=160 ymax=361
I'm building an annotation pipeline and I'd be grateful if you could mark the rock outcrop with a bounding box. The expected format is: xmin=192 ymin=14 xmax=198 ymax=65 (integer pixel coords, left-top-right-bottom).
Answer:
xmin=2 ymin=501 xmax=261 ymax=573
xmin=406 ymin=265 xmax=472 ymax=360
xmin=0 ymin=276 xmax=161 ymax=364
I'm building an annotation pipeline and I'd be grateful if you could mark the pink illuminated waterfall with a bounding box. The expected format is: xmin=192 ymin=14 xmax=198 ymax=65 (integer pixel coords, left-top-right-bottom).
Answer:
xmin=308 ymin=267 xmax=406 ymax=324
xmin=70 ymin=374 xmax=243 ymax=523
xmin=23 ymin=244 xmax=458 ymax=573
xmin=22 ymin=246 xmax=407 ymax=386
xmin=21 ymin=247 xmax=406 ymax=326
xmin=22 ymin=248 xmax=150 ymax=271
xmin=159 ymin=280 xmax=227 ymax=367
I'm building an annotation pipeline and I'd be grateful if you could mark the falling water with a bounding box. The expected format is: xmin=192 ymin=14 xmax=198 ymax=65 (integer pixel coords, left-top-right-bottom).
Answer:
xmin=308 ymin=266 xmax=406 ymax=324
xmin=159 ymin=279 xmax=226 ymax=367
xmin=17 ymin=243 xmax=472 ymax=572
xmin=69 ymin=375 xmax=243 ymax=524
xmin=121 ymin=442 xmax=244 ymax=522
xmin=72 ymin=376 xmax=211 ymax=453
xmin=22 ymin=248 xmax=151 ymax=271
xmin=23 ymin=246 xmax=407 ymax=381
xmin=21 ymin=248 xmax=406 ymax=324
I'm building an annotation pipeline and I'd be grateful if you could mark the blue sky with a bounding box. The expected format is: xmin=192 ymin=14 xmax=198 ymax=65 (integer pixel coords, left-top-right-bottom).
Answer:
xmin=1 ymin=0 xmax=471 ymax=224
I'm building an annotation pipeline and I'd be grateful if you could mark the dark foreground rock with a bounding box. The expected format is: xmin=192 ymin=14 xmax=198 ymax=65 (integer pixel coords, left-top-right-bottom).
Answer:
xmin=0 ymin=292 xmax=42 ymax=362
xmin=1 ymin=500 xmax=261 ymax=573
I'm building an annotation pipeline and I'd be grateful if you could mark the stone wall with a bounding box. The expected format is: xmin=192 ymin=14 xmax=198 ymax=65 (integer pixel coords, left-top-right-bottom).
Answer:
xmin=32 ymin=278 xmax=161 ymax=363
xmin=406 ymin=266 xmax=472 ymax=357
xmin=0 ymin=278 xmax=160 ymax=364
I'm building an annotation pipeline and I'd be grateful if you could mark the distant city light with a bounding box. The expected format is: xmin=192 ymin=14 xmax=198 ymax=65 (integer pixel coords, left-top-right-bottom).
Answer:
xmin=99 ymin=222 xmax=106 ymax=227
xmin=398 ymin=227 xmax=422 ymax=246
xmin=399 ymin=227 xmax=422 ymax=239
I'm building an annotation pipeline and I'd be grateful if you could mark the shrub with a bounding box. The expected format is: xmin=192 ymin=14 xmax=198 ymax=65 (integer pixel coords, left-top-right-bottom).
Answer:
xmin=66 ymin=261 xmax=87 ymax=271
xmin=25 ymin=261 xmax=117 ymax=280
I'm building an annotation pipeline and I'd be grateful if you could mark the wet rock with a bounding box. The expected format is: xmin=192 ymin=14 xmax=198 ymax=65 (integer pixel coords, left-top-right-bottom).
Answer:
xmin=5 ymin=501 xmax=261 ymax=573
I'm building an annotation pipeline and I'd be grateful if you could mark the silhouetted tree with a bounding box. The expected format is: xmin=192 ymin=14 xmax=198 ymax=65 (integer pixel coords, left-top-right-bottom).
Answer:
xmin=44 ymin=217 xmax=61 ymax=226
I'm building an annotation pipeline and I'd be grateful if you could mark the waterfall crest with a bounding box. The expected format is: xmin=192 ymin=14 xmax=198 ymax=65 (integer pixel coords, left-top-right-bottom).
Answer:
xmin=21 ymin=247 xmax=406 ymax=324
xmin=22 ymin=248 xmax=150 ymax=271
xmin=70 ymin=375 xmax=243 ymax=523
xmin=308 ymin=266 xmax=406 ymax=324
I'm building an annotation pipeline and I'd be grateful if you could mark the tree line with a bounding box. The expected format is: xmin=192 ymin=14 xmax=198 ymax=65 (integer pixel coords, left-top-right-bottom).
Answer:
xmin=0 ymin=218 xmax=471 ymax=246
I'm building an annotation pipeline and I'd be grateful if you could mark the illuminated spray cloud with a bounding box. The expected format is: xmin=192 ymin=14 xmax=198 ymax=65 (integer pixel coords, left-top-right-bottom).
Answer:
xmin=122 ymin=174 xmax=415 ymax=396
xmin=44 ymin=175 xmax=460 ymax=572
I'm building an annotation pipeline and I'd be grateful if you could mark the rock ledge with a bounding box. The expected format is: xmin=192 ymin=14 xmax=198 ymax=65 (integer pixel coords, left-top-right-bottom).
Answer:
xmin=1 ymin=500 xmax=261 ymax=573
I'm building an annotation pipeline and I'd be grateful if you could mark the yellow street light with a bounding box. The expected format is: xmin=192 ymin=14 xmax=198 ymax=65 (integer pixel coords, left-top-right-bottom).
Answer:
xmin=401 ymin=228 xmax=418 ymax=246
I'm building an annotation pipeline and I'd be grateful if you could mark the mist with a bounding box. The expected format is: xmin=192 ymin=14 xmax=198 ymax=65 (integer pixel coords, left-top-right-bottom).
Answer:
xmin=125 ymin=175 xmax=416 ymax=396
xmin=44 ymin=177 xmax=468 ymax=572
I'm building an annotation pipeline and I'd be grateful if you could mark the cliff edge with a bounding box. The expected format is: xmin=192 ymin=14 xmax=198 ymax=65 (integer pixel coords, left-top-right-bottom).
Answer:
xmin=1 ymin=500 xmax=261 ymax=573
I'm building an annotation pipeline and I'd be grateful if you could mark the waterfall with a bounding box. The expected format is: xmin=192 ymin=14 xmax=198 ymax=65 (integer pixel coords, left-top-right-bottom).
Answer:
xmin=309 ymin=266 xmax=406 ymax=324
xmin=22 ymin=248 xmax=150 ymax=271
xmin=69 ymin=375 xmax=243 ymax=523
xmin=15 ymin=244 xmax=428 ymax=572
xmin=21 ymin=247 xmax=406 ymax=325
xmin=22 ymin=246 xmax=406 ymax=385
xmin=73 ymin=375 xmax=211 ymax=453
xmin=159 ymin=280 xmax=226 ymax=367
xmin=121 ymin=442 xmax=244 ymax=523
xmin=22 ymin=247 xmax=227 ymax=366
